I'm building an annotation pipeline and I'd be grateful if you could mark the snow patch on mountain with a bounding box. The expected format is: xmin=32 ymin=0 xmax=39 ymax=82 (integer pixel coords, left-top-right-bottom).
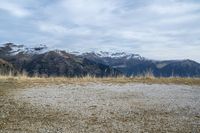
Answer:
xmin=3 ymin=43 xmax=48 ymax=55
xmin=80 ymin=51 xmax=145 ymax=60
xmin=1 ymin=43 xmax=145 ymax=60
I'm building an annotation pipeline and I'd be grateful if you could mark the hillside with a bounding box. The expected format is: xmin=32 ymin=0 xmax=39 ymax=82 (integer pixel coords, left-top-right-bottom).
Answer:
xmin=0 ymin=58 xmax=15 ymax=75
xmin=1 ymin=43 xmax=200 ymax=77
xmin=0 ymin=43 xmax=120 ymax=77
xmin=81 ymin=52 xmax=200 ymax=77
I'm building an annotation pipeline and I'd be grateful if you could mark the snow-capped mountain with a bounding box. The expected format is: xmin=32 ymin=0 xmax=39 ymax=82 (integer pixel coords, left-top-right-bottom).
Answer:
xmin=80 ymin=51 xmax=200 ymax=77
xmin=96 ymin=51 xmax=143 ymax=59
xmin=1 ymin=43 xmax=200 ymax=77
xmin=0 ymin=43 xmax=48 ymax=55
xmin=0 ymin=43 xmax=119 ymax=77
xmin=80 ymin=51 xmax=145 ymax=60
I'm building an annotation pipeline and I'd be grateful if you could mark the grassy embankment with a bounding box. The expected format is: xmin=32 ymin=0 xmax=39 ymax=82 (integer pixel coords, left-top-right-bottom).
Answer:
xmin=0 ymin=75 xmax=200 ymax=86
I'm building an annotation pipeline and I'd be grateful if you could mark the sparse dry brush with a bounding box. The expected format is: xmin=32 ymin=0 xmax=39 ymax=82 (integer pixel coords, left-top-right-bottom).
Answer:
xmin=0 ymin=74 xmax=200 ymax=86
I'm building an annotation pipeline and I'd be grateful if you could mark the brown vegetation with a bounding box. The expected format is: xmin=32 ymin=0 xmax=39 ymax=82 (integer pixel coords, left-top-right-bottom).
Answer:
xmin=0 ymin=75 xmax=200 ymax=86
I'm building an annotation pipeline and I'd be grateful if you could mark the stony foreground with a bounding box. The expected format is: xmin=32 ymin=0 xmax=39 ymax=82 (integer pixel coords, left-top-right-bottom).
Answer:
xmin=0 ymin=82 xmax=200 ymax=133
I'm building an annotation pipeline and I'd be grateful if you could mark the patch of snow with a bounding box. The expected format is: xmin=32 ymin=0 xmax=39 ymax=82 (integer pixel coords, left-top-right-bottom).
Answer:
xmin=9 ymin=44 xmax=48 ymax=55
xmin=80 ymin=51 xmax=145 ymax=60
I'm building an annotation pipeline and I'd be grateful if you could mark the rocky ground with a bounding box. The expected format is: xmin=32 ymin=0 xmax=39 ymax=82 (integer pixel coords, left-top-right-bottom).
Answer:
xmin=0 ymin=82 xmax=200 ymax=133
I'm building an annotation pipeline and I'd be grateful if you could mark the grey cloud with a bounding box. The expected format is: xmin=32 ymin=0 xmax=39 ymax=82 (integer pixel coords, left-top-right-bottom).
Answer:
xmin=0 ymin=0 xmax=200 ymax=62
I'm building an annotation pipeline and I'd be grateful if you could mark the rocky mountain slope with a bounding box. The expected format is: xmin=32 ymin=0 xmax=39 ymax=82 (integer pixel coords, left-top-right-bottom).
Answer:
xmin=1 ymin=43 xmax=200 ymax=77
xmin=0 ymin=43 xmax=119 ymax=77
xmin=81 ymin=52 xmax=200 ymax=77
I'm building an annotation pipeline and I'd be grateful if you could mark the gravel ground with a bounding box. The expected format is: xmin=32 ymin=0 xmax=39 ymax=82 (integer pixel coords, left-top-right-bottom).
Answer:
xmin=1 ymin=83 xmax=200 ymax=132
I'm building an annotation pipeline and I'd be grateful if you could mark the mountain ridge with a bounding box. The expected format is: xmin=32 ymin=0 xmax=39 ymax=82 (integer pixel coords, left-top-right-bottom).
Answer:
xmin=0 ymin=43 xmax=200 ymax=77
xmin=0 ymin=43 xmax=120 ymax=77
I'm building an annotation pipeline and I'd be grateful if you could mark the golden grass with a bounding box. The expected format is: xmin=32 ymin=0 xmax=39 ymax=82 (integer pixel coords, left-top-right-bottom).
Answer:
xmin=0 ymin=75 xmax=200 ymax=86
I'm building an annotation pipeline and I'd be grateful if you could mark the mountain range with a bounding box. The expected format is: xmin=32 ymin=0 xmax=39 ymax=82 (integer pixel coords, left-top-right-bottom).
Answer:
xmin=0 ymin=43 xmax=119 ymax=77
xmin=0 ymin=43 xmax=200 ymax=77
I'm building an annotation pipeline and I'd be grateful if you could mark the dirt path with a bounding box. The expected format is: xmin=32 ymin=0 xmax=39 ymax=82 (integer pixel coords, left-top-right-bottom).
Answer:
xmin=1 ymin=83 xmax=200 ymax=132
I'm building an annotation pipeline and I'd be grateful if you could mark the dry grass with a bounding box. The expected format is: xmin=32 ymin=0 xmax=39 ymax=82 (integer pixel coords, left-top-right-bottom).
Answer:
xmin=0 ymin=75 xmax=200 ymax=86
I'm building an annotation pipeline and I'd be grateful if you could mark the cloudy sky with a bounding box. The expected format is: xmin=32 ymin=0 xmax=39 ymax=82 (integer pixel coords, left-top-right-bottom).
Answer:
xmin=0 ymin=0 xmax=200 ymax=62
